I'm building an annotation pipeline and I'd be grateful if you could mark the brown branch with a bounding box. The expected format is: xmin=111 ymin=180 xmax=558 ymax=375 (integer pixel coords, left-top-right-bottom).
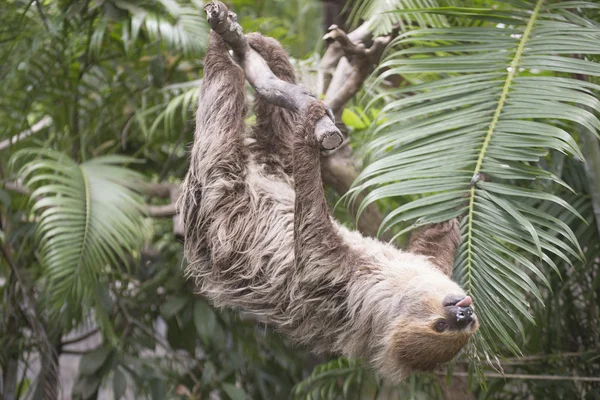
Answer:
xmin=4 ymin=180 xmax=181 ymax=224
xmin=61 ymin=327 xmax=100 ymax=346
xmin=324 ymin=25 xmax=395 ymax=114
xmin=501 ymin=350 xmax=599 ymax=365
xmin=0 ymin=116 xmax=53 ymax=151
xmin=321 ymin=146 xmax=391 ymax=240
xmin=3 ymin=180 xmax=29 ymax=196
xmin=439 ymin=371 xmax=600 ymax=383
xmin=317 ymin=24 xmax=398 ymax=241
xmin=138 ymin=182 xmax=178 ymax=198
xmin=319 ymin=21 xmax=372 ymax=95
xmin=61 ymin=349 xmax=94 ymax=356
xmin=0 ymin=242 xmax=59 ymax=391
xmin=146 ymin=202 xmax=177 ymax=218
xmin=204 ymin=0 xmax=343 ymax=150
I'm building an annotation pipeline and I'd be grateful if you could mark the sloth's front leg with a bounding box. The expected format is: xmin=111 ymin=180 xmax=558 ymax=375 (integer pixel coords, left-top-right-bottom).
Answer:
xmin=291 ymin=102 xmax=356 ymax=268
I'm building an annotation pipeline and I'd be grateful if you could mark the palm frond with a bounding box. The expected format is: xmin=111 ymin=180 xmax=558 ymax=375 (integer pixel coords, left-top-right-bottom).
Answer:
xmin=348 ymin=0 xmax=449 ymax=35
xmin=116 ymin=0 xmax=209 ymax=56
xmin=351 ymin=0 xmax=600 ymax=357
xmin=292 ymin=358 xmax=370 ymax=400
xmin=12 ymin=150 xmax=145 ymax=323
xmin=146 ymin=80 xmax=201 ymax=139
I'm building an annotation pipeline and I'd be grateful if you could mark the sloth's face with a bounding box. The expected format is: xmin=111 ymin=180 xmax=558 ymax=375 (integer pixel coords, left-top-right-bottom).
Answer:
xmin=382 ymin=276 xmax=479 ymax=378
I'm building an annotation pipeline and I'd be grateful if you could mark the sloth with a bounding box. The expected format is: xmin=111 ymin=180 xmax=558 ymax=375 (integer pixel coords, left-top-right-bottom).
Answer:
xmin=179 ymin=30 xmax=479 ymax=383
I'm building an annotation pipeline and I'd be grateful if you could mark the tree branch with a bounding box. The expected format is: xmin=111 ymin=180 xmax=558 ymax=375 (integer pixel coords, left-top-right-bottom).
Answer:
xmin=138 ymin=182 xmax=179 ymax=198
xmin=574 ymin=66 xmax=600 ymax=240
xmin=204 ymin=0 xmax=343 ymax=150
xmin=3 ymin=180 xmax=28 ymax=195
xmin=0 ymin=116 xmax=52 ymax=151
xmin=61 ymin=327 xmax=100 ymax=346
xmin=438 ymin=371 xmax=600 ymax=383
xmin=317 ymin=24 xmax=398 ymax=241
xmin=324 ymin=25 xmax=395 ymax=114
xmin=319 ymin=21 xmax=372 ymax=95
xmin=4 ymin=180 xmax=181 ymax=223
xmin=146 ymin=202 xmax=178 ymax=218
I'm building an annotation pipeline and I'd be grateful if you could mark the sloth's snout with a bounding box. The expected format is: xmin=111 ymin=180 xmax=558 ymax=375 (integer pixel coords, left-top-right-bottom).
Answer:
xmin=443 ymin=295 xmax=475 ymax=330
xmin=455 ymin=306 xmax=474 ymax=328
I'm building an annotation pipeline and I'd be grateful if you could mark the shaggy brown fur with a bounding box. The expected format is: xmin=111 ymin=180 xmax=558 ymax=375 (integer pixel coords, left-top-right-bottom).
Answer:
xmin=408 ymin=219 xmax=461 ymax=277
xmin=179 ymin=31 xmax=478 ymax=383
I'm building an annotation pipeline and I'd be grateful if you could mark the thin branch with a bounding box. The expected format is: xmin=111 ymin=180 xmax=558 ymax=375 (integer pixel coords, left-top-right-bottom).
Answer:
xmin=324 ymin=25 xmax=395 ymax=114
xmin=0 ymin=242 xmax=59 ymax=392
xmin=503 ymin=350 xmax=599 ymax=364
xmin=34 ymin=0 xmax=51 ymax=32
xmin=116 ymin=300 xmax=200 ymax=385
xmin=3 ymin=180 xmax=29 ymax=195
xmin=146 ymin=203 xmax=178 ymax=218
xmin=574 ymin=64 xmax=600 ymax=241
xmin=61 ymin=349 xmax=94 ymax=356
xmin=319 ymin=21 xmax=372 ymax=95
xmin=138 ymin=182 xmax=179 ymax=198
xmin=204 ymin=1 xmax=343 ymax=150
xmin=61 ymin=327 xmax=100 ymax=346
xmin=0 ymin=116 xmax=52 ymax=151
xmin=440 ymin=371 xmax=600 ymax=383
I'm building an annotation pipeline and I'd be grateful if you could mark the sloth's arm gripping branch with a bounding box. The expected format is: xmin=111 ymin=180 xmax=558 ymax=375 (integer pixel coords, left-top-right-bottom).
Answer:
xmin=204 ymin=1 xmax=343 ymax=151
xmin=292 ymin=104 xmax=354 ymax=267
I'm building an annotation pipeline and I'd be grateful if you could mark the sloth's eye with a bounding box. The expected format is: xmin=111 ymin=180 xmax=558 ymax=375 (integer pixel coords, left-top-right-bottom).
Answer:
xmin=434 ymin=320 xmax=448 ymax=332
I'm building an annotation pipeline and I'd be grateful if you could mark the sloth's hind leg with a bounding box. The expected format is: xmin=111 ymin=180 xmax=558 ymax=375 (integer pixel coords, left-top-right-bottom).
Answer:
xmin=180 ymin=31 xmax=247 ymax=263
xmin=247 ymin=33 xmax=298 ymax=176
xmin=189 ymin=31 xmax=247 ymax=184
xmin=407 ymin=219 xmax=461 ymax=277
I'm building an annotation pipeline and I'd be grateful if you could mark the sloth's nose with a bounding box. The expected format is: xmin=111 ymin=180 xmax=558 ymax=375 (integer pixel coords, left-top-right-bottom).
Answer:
xmin=443 ymin=294 xmax=472 ymax=307
xmin=455 ymin=306 xmax=474 ymax=328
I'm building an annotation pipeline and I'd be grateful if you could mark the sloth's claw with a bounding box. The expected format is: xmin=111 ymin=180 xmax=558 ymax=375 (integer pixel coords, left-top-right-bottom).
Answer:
xmin=325 ymin=105 xmax=335 ymax=122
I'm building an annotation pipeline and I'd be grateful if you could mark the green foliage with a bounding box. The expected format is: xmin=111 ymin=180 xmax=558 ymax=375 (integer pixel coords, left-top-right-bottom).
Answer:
xmin=0 ymin=0 xmax=323 ymax=397
xmin=1 ymin=0 xmax=600 ymax=398
xmin=13 ymin=150 xmax=145 ymax=328
xmin=348 ymin=0 xmax=600 ymax=364
xmin=293 ymin=358 xmax=371 ymax=400
xmin=348 ymin=0 xmax=449 ymax=35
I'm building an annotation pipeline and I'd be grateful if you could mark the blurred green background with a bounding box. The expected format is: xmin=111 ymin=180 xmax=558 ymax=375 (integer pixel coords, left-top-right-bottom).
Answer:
xmin=1 ymin=0 xmax=600 ymax=399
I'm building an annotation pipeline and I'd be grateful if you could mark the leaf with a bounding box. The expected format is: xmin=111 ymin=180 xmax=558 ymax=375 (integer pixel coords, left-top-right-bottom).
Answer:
xmin=113 ymin=368 xmax=127 ymax=399
xmin=159 ymin=296 xmax=189 ymax=319
xmin=348 ymin=0 xmax=449 ymax=36
xmin=342 ymin=108 xmax=369 ymax=130
xmin=151 ymin=379 xmax=167 ymax=400
xmin=193 ymin=299 xmax=217 ymax=340
xmin=352 ymin=0 xmax=599 ymax=360
xmin=72 ymin=375 xmax=102 ymax=400
xmin=78 ymin=345 xmax=113 ymax=376
xmin=11 ymin=150 xmax=145 ymax=326
xmin=222 ymin=383 xmax=247 ymax=400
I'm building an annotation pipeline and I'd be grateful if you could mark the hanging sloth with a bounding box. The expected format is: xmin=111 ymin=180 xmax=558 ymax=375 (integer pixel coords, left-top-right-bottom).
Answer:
xmin=179 ymin=30 xmax=478 ymax=383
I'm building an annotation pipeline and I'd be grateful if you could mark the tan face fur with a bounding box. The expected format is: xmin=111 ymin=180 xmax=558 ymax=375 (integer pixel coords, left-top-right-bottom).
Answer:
xmin=379 ymin=275 xmax=479 ymax=382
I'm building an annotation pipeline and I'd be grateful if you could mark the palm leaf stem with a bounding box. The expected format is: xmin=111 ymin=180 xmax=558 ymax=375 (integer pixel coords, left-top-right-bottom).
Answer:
xmin=465 ymin=0 xmax=545 ymax=293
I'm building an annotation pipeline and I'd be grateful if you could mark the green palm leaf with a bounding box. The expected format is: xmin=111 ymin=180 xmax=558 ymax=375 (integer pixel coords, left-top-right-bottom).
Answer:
xmin=351 ymin=0 xmax=599 ymax=356
xmin=114 ymin=0 xmax=209 ymax=56
xmin=13 ymin=150 xmax=145 ymax=322
xmin=348 ymin=0 xmax=449 ymax=35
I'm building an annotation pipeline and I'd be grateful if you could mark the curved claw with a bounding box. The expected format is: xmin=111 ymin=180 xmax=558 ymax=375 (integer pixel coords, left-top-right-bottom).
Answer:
xmin=325 ymin=104 xmax=335 ymax=123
